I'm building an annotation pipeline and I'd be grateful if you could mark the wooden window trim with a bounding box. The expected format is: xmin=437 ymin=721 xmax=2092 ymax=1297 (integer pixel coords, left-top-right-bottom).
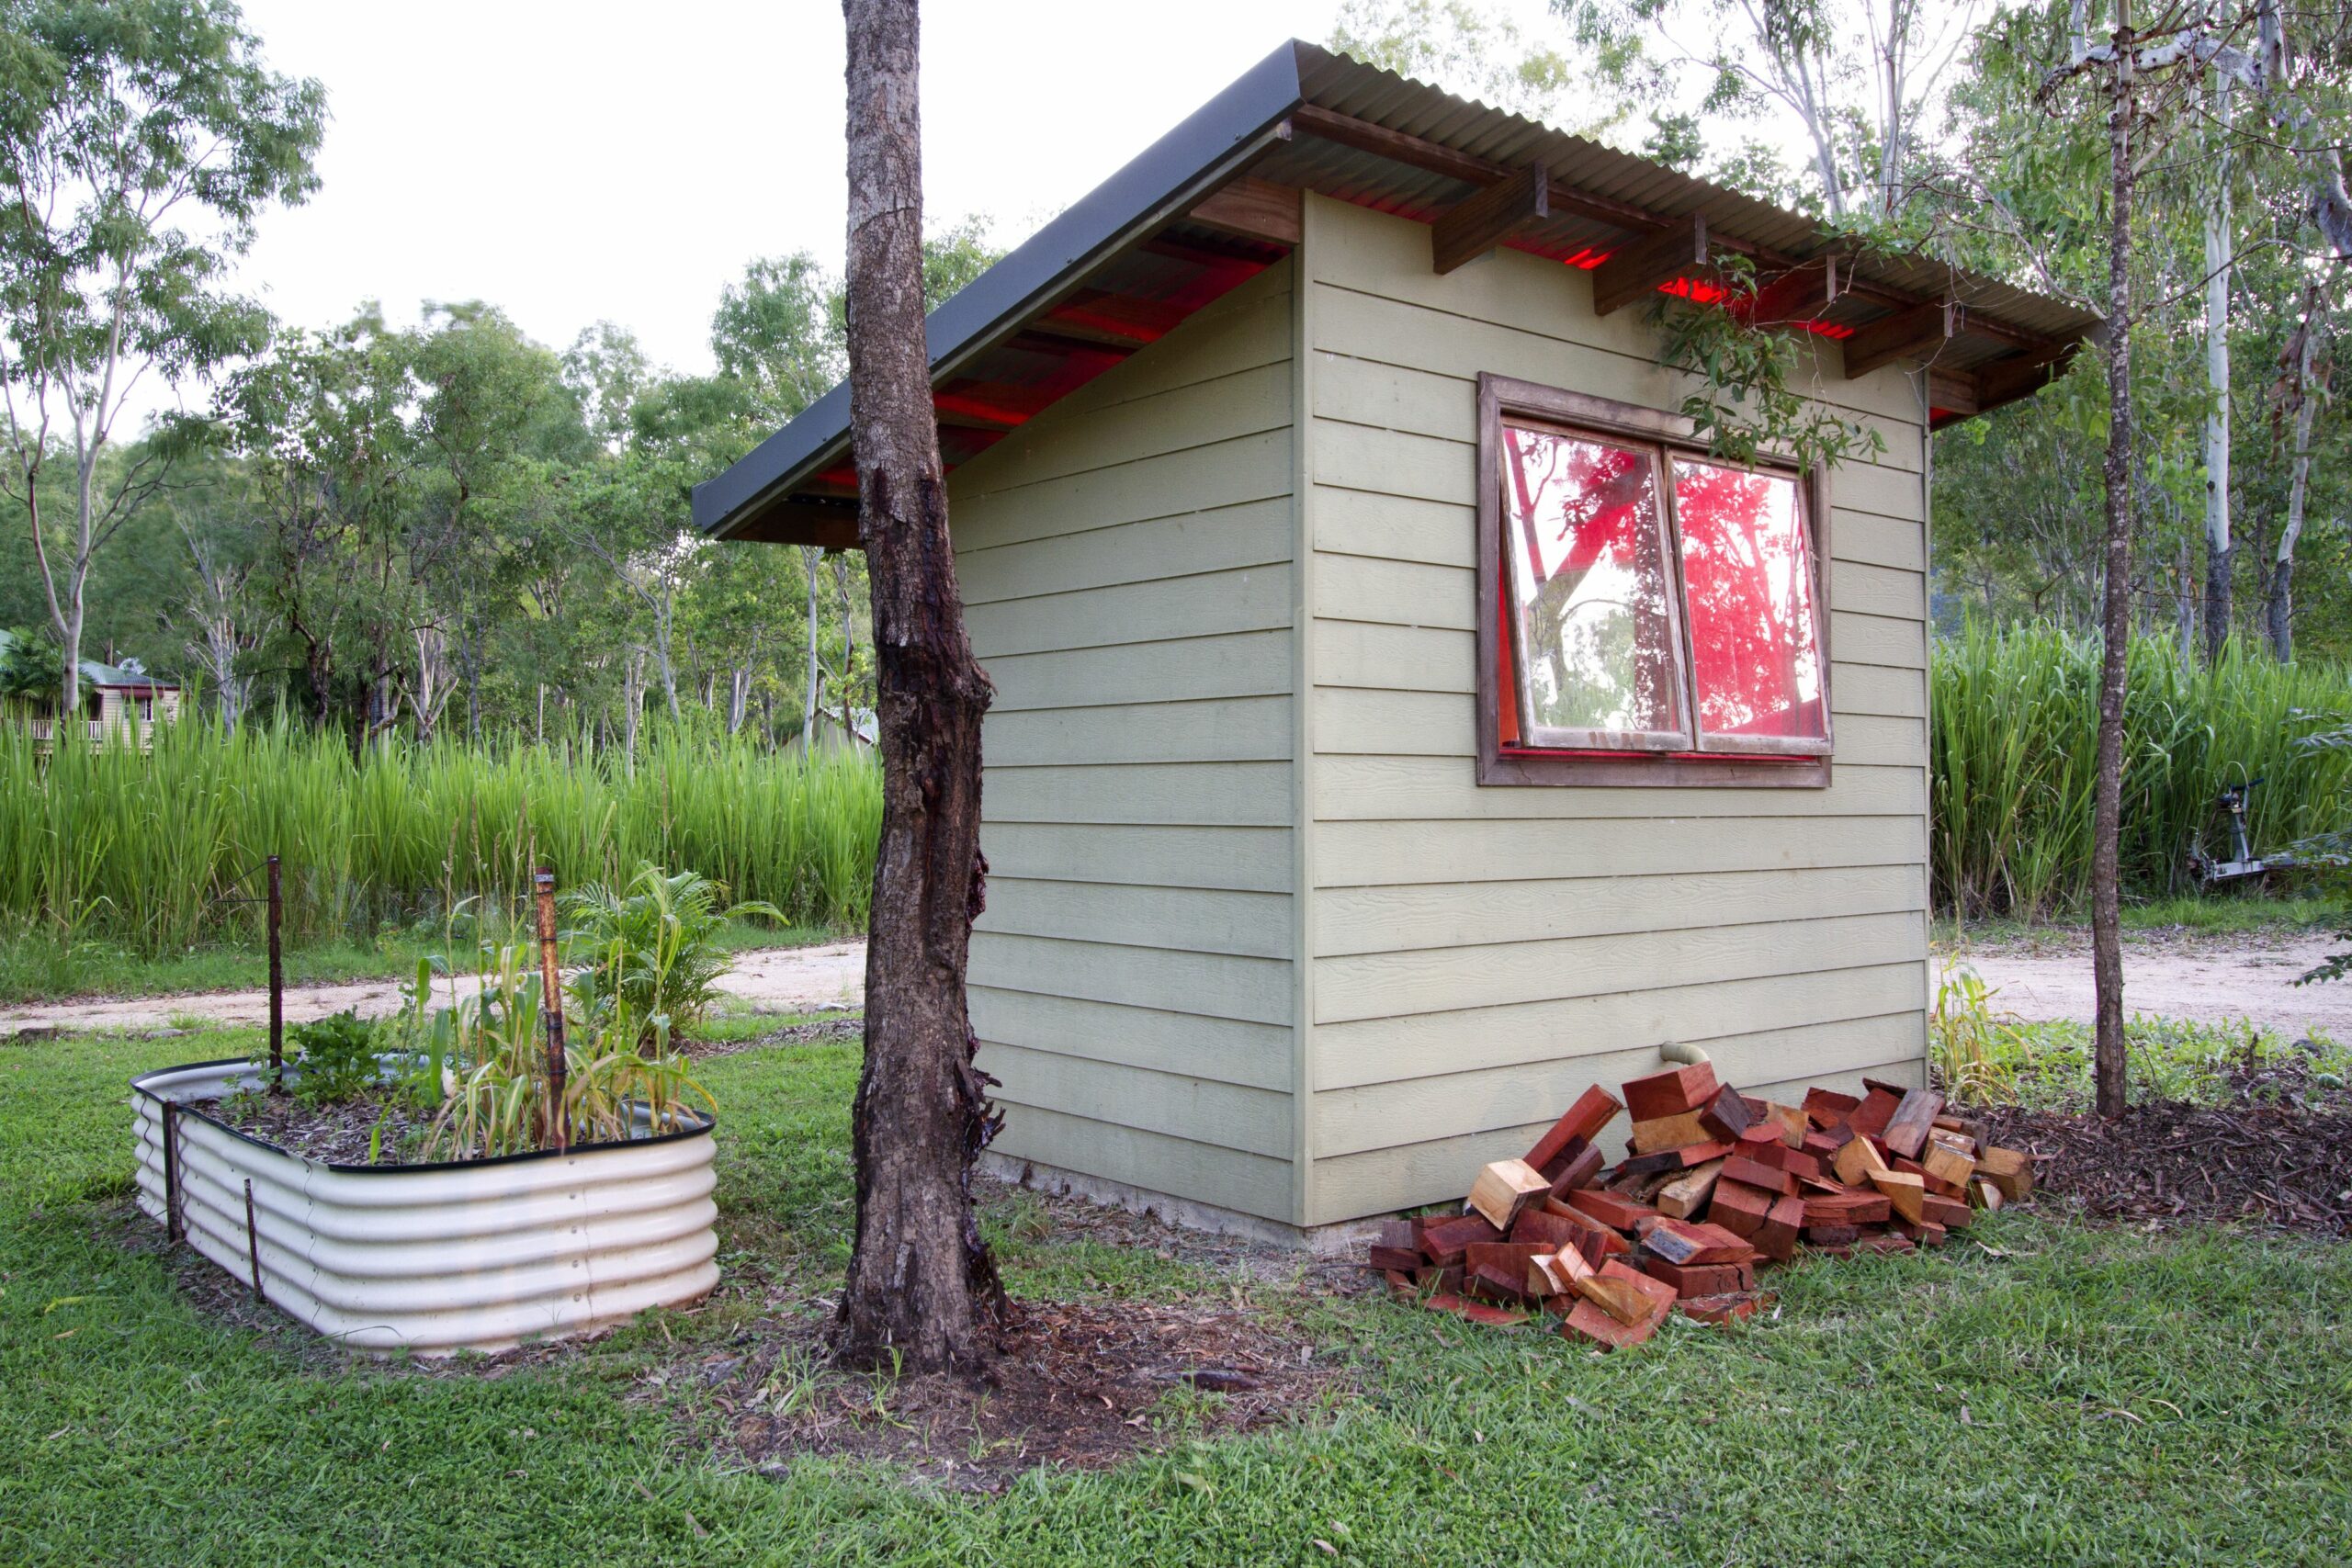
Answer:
xmin=1475 ymin=373 xmax=1835 ymax=790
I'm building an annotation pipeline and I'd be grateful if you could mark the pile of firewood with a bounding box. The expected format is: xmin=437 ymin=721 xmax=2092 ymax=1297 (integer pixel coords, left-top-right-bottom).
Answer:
xmin=1366 ymin=1062 xmax=2033 ymax=1348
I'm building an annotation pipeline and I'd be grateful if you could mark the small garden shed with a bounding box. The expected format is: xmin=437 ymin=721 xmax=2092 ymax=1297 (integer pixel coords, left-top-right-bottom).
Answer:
xmin=696 ymin=42 xmax=2099 ymax=1237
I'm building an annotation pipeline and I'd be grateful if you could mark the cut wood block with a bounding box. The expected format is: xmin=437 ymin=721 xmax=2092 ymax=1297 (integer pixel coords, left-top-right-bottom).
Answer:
xmin=1464 ymin=1242 xmax=1550 ymax=1303
xmin=1803 ymin=1190 xmax=1890 ymax=1225
xmin=1526 ymin=1085 xmax=1624 ymax=1168
xmin=1803 ymin=1129 xmax=1845 ymax=1160
xmin=1562 ymin=1295 xmax=1664 ymax=1349
xmin=1424 ymin=1292 xmax=1530 ymax=1326
xmin=1530 ymin=1247 xmax=1595 ymax=1295
xmin=1894 ymin=1155 xmax=1969 ymax=1200
xmin=1803 ymin=1086 xmax=1860 ymax=1127
xmin=1832 ymin=1135 xmax=1890 ymax=1188
xmin=1762 ymin=1101 xmax=1809 ymax=1147
xmin=1641 ymin=1258 xmax=1747 ymax=1295
xmin=1622 ymin=1062 xmax=1720 ymax=1121
xmin=1369 ymin=1220 xmax=1422 ymax=1271
xmin=1882 ymin=1087 xmax=1946 ymax=1159
xmin=1855 ymin=1232 xmax=1915 ymax=1256
xmin=1607 ymin=1167 xmax=1678 ymax=1204
xmin=1509 ymin=1206 xmax=1581 ymax=1249
xmin=1973 ymin=1178 xmax=2005 ymax=1212
xmin=1383 ymin=1268 xmax=1419 ymax=1299
xmin=1891 ymin=1214 xmax=1948 ymax=1247
xmin=1922 ymin=1142 xmax=1977 ymax=1190
xmin=1697 ymin=1084 xmax=1757 ymax=1141
xmin=1869 ymin=1170 xmax=1928 ymax=1226
xmin=1541 ymin=1200 xmax=1631 ymax=1258
xmin=1419 ymin=1213 xmax=1503 ymax=1266
xmin=1644 ymin=1217 xmax=1757 ymax=1267
xmin=1709 ymin=1178 xmax=1777 ymax=1238
xmin=1849 ymin=1086 xmax=1901 ymax=1139
xmin=1921 ymin=1192 xmax=1973 ymax=1230
xmin=1368 ymin=1243 xmax=1422 ymax=1271
xmin=1751 ymin=1142 xmax=1826 ymax=1182
xmin=1616 ymin=1140 xmax=1734 ymax=1179
xmin=1563 ymin=1189 xmax=1657 ymax=1233
xmin=1735 ymin=1122 xmax=1784 ymax=1150
xmin=1804 ymin=1223 xmax=1861 ymax=1246
xmin=1754 ymin=1194 xmax=1805 ymax=1261
xmin=1928 ymin=1125 xmax=1978 ymax=1158
xmin=1976 ymin=1145 xmax=2034 ymax=1201
xmin=1932 ymin=1111 xmax=1988 ymax=1145
xmin=1628 ymin=1111 xmax=1713 ymax=1156
xmin=1540 ymin=1138 xmax=1605 ymax=1196
xmin=1679 ymin=1292 xmax=1767 ymax=1325
xmin=1720 ymin=1154 xmax=1798 ymax=1196
xmin=1577 ymin=1258 xmax=1678 ymax=1326
xmin=1418 ymin=1263 xmax=1465 ymax=1294
xmin=1467 ymin=1158 xmax=1551 ymax=1229
xmin=1655 ymin=1157 xmax=1727 ymax=1220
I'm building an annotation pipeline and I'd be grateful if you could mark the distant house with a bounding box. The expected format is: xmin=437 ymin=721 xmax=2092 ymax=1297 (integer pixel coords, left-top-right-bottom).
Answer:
xmin=1 ymin=631 xmax=183 ymax=750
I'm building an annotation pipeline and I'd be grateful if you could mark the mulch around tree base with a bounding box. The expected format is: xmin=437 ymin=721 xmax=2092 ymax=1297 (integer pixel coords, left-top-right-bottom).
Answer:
xmin=1970 ymin=1065 xmax=2352 ymax=1235
xmin=677 ymin=1298 xmax=1344 ymax=1492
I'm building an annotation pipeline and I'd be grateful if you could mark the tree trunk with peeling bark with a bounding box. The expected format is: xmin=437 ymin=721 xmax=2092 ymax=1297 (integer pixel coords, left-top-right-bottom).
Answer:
xmin=2091 ymin=4 xmax=2136 ymax=1121
xmin=2201 ymin=74 xmax=2232 ymax=665
xmin=834 ymin=0 xmax=1005 ymax=1375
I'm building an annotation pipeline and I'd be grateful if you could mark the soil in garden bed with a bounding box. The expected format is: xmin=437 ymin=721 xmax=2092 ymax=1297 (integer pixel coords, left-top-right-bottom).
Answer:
xmin=1964 ymin=1059 xmax=2352 ymax=1235
xmin=189 ymin=1088 xmax=443 ymax=1166
xmin=684 ymin=1295 xmax=1345 ymax=1492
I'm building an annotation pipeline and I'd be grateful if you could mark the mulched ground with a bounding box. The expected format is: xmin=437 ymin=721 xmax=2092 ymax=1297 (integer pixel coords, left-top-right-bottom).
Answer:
xmin=1966 ymin=1059 xmax=2352 ymax=1235
xmin=676 ymin=1295 xmax=1344 ymax=1492
xmin=679 ymin=1016 xmax=860 ymax=1061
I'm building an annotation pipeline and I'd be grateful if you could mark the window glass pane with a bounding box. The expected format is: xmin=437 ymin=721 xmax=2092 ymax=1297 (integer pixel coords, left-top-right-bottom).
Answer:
xmin=1671 ymin=458 xmax=1827 ymax=744
xmin=1501 ymin=425 xmax=1685 ymax=746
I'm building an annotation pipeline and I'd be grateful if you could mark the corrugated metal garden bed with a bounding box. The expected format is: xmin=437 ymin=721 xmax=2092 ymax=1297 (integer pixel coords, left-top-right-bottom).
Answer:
xmin=131 ymin=1057 xmax=718 ymax=1356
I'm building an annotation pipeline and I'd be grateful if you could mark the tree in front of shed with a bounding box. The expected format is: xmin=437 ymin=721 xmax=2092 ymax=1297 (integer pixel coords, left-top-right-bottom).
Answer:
xmin=833 ymin=0 xmax=1006 ymax=1373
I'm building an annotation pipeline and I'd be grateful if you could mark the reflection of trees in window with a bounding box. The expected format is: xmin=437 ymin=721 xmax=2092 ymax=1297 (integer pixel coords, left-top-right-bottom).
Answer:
xmin=1502 ymin=427 xmax=1682 ymax=742
xmin=1672 ymin=459 xmax=1824 ymax=740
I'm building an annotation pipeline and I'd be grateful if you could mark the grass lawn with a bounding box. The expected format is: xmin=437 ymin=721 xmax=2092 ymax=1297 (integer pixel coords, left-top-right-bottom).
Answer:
xmin=0 ymin=919 xmax=839 ymax=1008
xmin=1936 ymin=890 xmax=2346 ymax=951
xmin=5 ymin=1024 xmax=2349 ymax=1564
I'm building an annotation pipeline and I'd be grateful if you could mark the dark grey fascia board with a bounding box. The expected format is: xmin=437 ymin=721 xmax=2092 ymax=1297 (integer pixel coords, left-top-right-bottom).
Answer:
xmin=694 ymin=39 xmax=1308 ymax=538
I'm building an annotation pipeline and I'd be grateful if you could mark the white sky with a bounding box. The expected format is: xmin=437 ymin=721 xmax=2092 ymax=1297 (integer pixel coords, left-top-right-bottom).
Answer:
xmin=164 ymin=0 xmax=1362 ymax=423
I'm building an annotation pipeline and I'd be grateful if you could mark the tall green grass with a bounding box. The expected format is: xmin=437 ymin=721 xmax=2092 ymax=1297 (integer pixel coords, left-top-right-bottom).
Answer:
xmin=0 ymin=720 xmax=880 ymax=954
xmin=1930 ymin=623 xmax=2352 ymax=918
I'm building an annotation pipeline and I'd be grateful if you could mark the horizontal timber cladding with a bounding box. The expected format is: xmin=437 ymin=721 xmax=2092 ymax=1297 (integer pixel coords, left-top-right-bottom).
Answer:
xmin=1295 ymin=196 xmax=1931 ymax=1223
xmin=953 ymin=258 xmax=1302 ymax=1224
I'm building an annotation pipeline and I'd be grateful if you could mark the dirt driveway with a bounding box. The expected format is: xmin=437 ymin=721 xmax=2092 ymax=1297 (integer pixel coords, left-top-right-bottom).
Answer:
xmin=0 ymin=942 xmax=868 ymax=1037
xmin=1947 ymin=929 xmax=2352 ymax=1041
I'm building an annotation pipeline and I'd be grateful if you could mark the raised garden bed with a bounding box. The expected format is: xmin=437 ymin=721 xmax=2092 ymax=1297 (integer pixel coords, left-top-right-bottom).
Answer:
xmin=131 ymin=1057 xmax=718 ymax=1355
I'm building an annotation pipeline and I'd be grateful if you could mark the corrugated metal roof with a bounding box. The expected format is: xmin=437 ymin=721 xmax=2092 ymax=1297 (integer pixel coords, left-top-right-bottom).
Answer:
xmin=697 ymin=39 xmax=2099 ymax=540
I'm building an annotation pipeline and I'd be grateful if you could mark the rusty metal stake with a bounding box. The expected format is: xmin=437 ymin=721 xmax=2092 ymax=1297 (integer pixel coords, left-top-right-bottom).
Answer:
xmin=266 ymin=854 xmax=285 ymax=1090
xmin=243 ymin=1178 xmax=266 ymax=1302
xmin=161 ymin=1101 xmax=182 ymax=1244
xmin=534 ymin=869 xmax=569 ymax=1152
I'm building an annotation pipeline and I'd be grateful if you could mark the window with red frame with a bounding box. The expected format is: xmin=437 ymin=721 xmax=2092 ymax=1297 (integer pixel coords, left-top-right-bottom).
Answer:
xmin=1497 ymin=418 xmax=1829 ymax=762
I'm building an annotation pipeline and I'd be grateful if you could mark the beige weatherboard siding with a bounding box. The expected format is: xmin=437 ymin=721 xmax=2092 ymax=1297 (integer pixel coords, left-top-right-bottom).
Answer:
xmin=954 ymin=260 xmax=1304 ymax=1225
xmin=946 ymin=200 xmax=1934 ymax=1234
xmin=1295 ymin=194 xmax=1931 ymax=1226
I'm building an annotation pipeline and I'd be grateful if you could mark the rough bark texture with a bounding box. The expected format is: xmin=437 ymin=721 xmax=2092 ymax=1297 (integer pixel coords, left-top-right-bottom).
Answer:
xmin=834 ymin=0 xmax=1006 ymax=1375
xmin=2092 ymin=8 xmax=2136 ymax=1122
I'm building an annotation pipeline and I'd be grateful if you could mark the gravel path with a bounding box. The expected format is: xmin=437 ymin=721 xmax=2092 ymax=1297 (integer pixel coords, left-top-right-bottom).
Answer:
xmin=1944 ymin=929 xmax=2352 ymax=1041
xmin=0 ymin=942 xmax=867 ymax=1036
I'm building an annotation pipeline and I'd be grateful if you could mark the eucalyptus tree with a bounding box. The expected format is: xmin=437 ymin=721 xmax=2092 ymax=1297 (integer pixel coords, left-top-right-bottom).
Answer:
xmin=0 ymin=0 xmax=324 ymax=713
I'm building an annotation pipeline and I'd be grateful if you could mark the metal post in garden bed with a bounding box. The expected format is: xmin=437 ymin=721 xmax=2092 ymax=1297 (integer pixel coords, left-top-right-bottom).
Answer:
xmin=266 ymin=854 xmax=284 ymax=1089
xmin=534 ymin=869 xmax=569 ymax=1152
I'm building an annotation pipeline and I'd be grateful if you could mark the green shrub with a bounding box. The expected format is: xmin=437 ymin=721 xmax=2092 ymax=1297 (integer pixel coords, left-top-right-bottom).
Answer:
xmin=564 ymin=863 xmax=781 ymax=1047
xmin=1930 ymin=624 xmax=2352 ymax=919
xmin=265 ymin=1008 xmax=382 ymax=1106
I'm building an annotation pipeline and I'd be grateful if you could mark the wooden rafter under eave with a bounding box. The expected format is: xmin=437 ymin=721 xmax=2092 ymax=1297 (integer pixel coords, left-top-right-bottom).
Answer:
xmin=1188 ymin=176 xmax=1302 ymax=246
xmin=724 ymin=498 xmax=860 ymax=550
xmin=1431 ymin=163 xmax=1548 ymax=274
xmin=1973 ymin=341 xmax=2084 ymax=416
xmin=1591 ymin=213 xmax=1709 ymax=315
xmin=1842 ymin=299 xmax=1958 ymax=378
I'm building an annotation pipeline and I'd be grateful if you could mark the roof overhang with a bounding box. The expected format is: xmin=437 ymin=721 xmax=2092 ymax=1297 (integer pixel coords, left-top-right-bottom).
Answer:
xmin=696 ymin=40 xmax=2101 ymax=546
